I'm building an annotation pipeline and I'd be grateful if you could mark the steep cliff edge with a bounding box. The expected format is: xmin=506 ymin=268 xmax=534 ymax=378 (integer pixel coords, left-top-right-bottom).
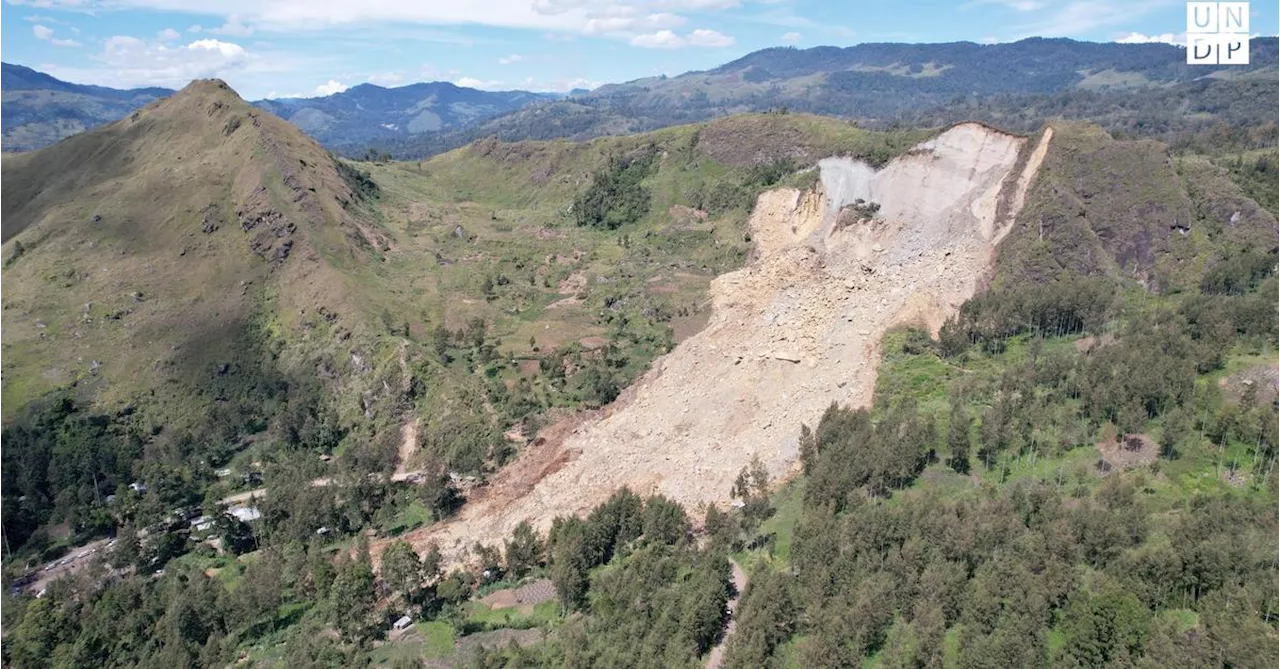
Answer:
xmin=396 ymin=122 xmax=1054 ymax=562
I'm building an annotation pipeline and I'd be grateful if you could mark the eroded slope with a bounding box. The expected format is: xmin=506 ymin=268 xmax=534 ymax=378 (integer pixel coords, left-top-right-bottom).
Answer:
xmin=400 ymin=123 xmax=1053 ymax=561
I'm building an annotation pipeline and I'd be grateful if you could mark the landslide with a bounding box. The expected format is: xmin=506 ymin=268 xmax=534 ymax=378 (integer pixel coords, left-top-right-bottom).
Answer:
xmin=401 ymin=122 xmax=1054 ymax=561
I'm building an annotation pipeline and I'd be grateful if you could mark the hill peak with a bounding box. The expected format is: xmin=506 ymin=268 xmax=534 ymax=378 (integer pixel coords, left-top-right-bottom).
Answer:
xmin=179 ymin=78 xmax=238 ymax=96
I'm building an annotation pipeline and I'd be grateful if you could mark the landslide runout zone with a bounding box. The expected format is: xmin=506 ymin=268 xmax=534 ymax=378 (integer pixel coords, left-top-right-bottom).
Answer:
xmin=401 ymin=122 xmax=1053 ymax=562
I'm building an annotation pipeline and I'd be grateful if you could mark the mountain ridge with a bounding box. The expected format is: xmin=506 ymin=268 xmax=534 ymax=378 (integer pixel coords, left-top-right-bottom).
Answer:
xmin=365 ymin=37 xmax=1279 ymax=159
xmin=7 ymin=37 xmax=1278 ymax=157
xmin=0 ymin=63 xmax=555 ymax=153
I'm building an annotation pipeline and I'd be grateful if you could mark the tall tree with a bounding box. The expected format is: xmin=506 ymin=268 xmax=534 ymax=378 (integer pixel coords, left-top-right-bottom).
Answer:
xmin=947 ymin=398 xmax=972 ymax=475
xmin=380 ymin=540 xmax=423 ymax=605
xmin=505 ymin=521 xmax=543 ymax=579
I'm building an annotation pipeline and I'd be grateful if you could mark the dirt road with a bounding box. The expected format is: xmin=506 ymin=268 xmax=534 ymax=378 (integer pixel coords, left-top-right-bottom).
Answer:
xmin=706 ymin=558 xmax=748 ymax=669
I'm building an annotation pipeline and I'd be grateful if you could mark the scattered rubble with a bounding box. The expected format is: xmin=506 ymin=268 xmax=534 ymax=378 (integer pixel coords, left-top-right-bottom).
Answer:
xmin=386 ymin=124 xmax=1055 ymax=567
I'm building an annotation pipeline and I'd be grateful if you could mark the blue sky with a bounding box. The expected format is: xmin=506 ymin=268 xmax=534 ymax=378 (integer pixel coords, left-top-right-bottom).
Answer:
xmin=2 ymin=0 xmax=1276 ymax=99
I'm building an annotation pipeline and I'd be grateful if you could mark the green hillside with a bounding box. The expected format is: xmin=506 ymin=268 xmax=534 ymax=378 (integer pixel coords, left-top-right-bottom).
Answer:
xmin=463 ymin=127 xmax=1280 ymax=669
xmin=1 ymin=78 xmax=1275 ymax=669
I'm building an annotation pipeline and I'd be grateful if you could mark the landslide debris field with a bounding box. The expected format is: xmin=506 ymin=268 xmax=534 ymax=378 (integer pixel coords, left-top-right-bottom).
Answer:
xmin=397 ymin=122 xmax=1053 ymax=561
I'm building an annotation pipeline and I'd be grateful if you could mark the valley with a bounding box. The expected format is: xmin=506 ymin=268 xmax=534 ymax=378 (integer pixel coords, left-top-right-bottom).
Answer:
xmin=1 ymin=35 xmax=1277 ymax=669
xmin=388 ymin=123 xmax=1053 ymax=563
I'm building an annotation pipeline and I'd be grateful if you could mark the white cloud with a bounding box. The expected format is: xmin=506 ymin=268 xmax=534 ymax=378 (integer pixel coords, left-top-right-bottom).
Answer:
xmin=13 ymin=0 xmax=742 ymax=38
xmin=687 ymin=28 xmax=734 ymax=47
xmin=158 ymin=27 xmax=181 ymax=42
xmin=1011 ymin=0 xmax=1169 ymax=38
xmin=630 ymin=29 xmax=683 ymax=48
xmin=313 ymin=79 xmax=348 ymax=95
xmin=1113 ymin=31 xmax=1185 ymax=45
xmin=583 ymin=12 xmax=684 ymax=35
xmin=45 ymin=36 xmax=254 ymax=89
xmin=781 ymin=31 xmax=801 ymax=44
xmin=630 ymin=27 xmax=733 ymax=48
xmin=963 ymin=0 xmax=1049 ymax=10
xmin=368 ymin=71 xmax=404 ymax=85
xmin=560 ymin=76 xmax=601 ymax=92
xmin=209 ymin=15 xmax=254 ymax=37
xmin=187 ymin=39 xmax=249 ymax=58
xmin=454 ymin=77 xmax=505 ymax=90
xmin=33 ymin=23 xmax=82 ymax=47
xmin=188 ymin=25 xmax=203 ymax=33
xmin=498 ymin=54 xmax=525 ymax=65
xmin=24 ymin=14 xmax=59 ymax=23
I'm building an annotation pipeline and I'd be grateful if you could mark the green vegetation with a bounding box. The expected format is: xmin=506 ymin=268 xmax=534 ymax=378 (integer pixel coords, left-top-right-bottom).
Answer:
xmin=573 ymin=146 xmax=658 ymax=229
xmin=2 ymin=71 xmax=1276 ymax=669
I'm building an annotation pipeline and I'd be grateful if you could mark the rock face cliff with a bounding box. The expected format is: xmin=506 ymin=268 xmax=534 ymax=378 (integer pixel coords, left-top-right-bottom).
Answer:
xmin=397 ymin=122 xmax=1054 ymax=562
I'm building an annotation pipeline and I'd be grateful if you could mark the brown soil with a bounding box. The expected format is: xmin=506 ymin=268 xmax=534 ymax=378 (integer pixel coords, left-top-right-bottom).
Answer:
xmin=1075 ymin=333 xmax=1117 ymax=354
xmin=479 ymin=579 xmax=556 ymax=613
xmin=579 ymin=336 xmax=608 ymax=350
xmin=393 ymin=418 xmax=420 ymax=479
xmin=1218 ymin=362 xmax=1279 ymax=407
xmin=557 ymin=271 xmax=587 ymax=295
xmin=1096 ymin=433 xmax=1159 ymax=472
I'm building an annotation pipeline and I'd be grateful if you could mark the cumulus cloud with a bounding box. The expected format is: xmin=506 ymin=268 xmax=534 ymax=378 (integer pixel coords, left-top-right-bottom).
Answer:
xmin=209 ymin=15 xmax=254 ymax=37
xmin=631 ymin=27 xmax=733 ymax=48
xmin=368 ymin=71 xmax=404 ymax=85
xmin=455 ymin=77 xmax=505 ymax=90
xmin=33 ymin=23 xmax=82 ymax=47
xmin=781 ymin=31 xmax=801 ymax=44
xmin=45 ymin=36 xmax=253 ymax=89
xmin=157 ymin=27 xmax=182 ymax=41
xmin=519 ymin=75 xmax=602 ymax=92
xmin=1113 ymin=31 xmax=1185 ymax=45
xmin=583 ymin=12 xmax=684 ymax=35
xmin=497 ymin=54 xmax=525 ymax=65
xmin=560 ymin=76 xmax=601 ymax=92
xmin=313 ymin=79 xmax=348 ymax=95
xmin=686 ymin=28 xmax=734 ymax=46
xmin=630 ymin=29 xmax=683 ymax=48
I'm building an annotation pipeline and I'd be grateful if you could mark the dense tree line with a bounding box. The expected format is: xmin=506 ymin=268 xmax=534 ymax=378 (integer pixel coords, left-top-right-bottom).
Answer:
xmin=573 ymin=147 xmax=658 ymax=230
xmin=720 ymin=476 xmax=1276 ymax=668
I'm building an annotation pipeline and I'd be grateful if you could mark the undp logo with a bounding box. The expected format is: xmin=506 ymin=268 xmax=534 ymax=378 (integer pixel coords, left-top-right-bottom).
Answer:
xmin=1186 ymin=2 xmax=1250 ymax=64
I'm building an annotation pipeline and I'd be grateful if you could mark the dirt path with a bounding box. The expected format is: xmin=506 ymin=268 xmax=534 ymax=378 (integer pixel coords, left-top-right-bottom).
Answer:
xmin=379 ymin=123 xmax=1052 ymax=568
xmin=394 ymin=418 xmax=420 ymax=480
xmin=219 ymin=488 xmax=267 ymax=506
xmin=706 ymin=558 xmax=748 ymax=669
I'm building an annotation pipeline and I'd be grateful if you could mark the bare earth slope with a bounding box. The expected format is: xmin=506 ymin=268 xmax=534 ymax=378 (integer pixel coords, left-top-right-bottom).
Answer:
xmin=398 ymin=122 xmax=1053 ymax=562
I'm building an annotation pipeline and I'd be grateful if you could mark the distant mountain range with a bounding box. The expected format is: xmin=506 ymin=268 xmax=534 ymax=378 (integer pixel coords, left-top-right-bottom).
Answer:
xmin=1 ymin=63 xmax=555 ymax=153
xmin=365 ymin=37 xmax=1280 ymax=158
xmin=4 ymin=37 xmax=1277 ymax=156
xmin=1 ymin=63 xmax=174 ymax=152
xmin=253 ymin=83 xmax=558 ymax=151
